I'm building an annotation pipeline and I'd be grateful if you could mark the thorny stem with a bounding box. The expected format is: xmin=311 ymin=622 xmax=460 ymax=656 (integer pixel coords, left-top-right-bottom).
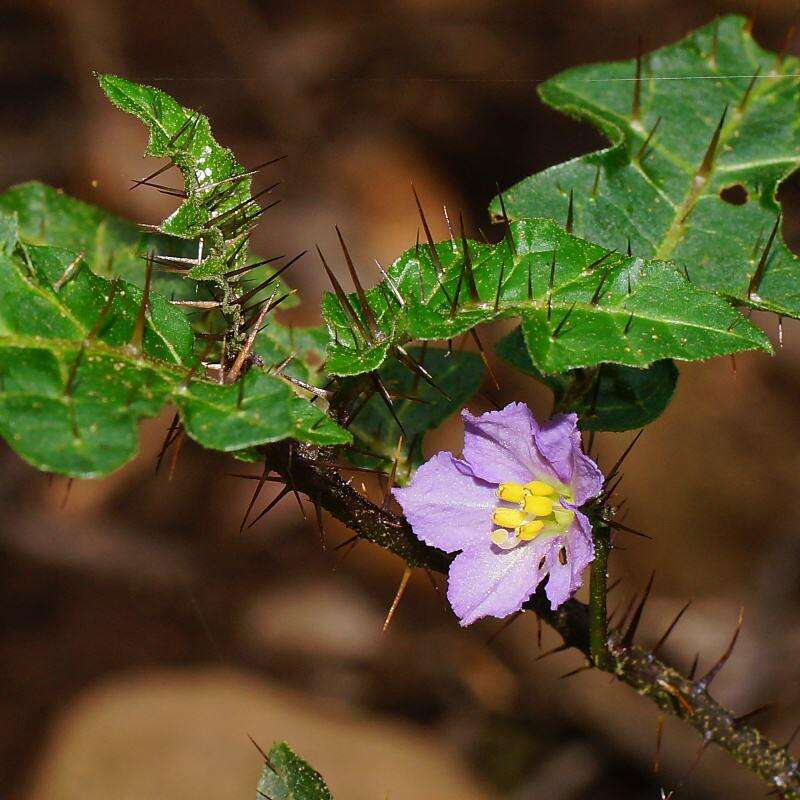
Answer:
xmin=589 ymin=523 xmax=613 ymax=670
xmin=261 ymin=439 xmax=800 ymax=798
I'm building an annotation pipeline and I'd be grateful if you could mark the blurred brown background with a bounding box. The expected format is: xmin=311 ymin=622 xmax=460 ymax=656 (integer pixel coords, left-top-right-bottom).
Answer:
xmin=2 ymin=0 xmax=800 ymax=798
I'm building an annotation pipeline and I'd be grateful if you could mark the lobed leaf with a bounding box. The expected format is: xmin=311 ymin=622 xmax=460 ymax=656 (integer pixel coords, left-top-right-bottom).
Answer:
xmin=322 ymin=217 xmax=771 ymax=377
xmin=0 ymin=227 xmax=349 ymax=478
xmin=495 ymin=326 xmax=678 ymax=431
xmin=491 ymin=15 xmax=800 ymax=318
xmin=257 ymin=742 xmax=332 ymax=800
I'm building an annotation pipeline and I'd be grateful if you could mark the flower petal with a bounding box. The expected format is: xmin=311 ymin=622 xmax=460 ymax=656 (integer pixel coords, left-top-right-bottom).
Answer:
xmin=544 ymin=510 xmax=595 ymax=609
xmin=571 ymin=451 xmax=604 ymax=505
xmin=534 ymin=412 xmax=579 ymax=484
xmin=534 ymin=413 xmax=602 ymax=503
xmin=462 ymin=402 xmax=549 ymax=484
xmin=393 ymin=451 xmax=497 ymax=554
xmin=447 ymin=538 xmax=548 ymax=625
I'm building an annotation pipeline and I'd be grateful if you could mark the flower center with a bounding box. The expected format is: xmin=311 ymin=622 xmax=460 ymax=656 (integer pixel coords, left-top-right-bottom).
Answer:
xmin=490 ymin=479 xmax=574 ymax=550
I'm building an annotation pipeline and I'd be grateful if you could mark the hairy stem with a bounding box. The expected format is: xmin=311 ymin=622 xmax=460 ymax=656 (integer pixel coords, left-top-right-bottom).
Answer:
xmin=589 ymin=523 xmax=612 ymax=670
xmin=261 ymin=440 xmax=800 ymax=797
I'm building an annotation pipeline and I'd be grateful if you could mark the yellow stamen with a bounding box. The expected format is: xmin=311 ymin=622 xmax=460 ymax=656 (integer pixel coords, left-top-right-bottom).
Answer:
xmin=526 ymin=480 xmax=555 ymax=496
xmin=496 ymin=482 xmax=526 ymax=503
xmin=491 ymin=529 xmax=510 ymax=546
xmin=517 ymin=520 xmax=544 ymax=540
xmin=492 ymin=507 xmax=526 ymax=529
xmin=521 ymin=495 xmax=554 ymax=516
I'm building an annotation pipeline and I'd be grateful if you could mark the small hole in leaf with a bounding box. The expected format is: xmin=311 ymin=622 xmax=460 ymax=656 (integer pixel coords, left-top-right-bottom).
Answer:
xmin=720 ymin=184 xmax=748 ymax=205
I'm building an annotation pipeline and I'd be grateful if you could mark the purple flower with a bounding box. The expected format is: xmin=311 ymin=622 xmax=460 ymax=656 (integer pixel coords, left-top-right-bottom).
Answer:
xmin=393 ymin=402 xmax=603 ymax=626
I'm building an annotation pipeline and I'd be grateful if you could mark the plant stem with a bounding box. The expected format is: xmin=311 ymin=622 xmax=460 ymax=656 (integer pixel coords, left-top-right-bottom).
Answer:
xmin=261 ymin=440 xmax=800 ymax=797
xmin=589 ymin=522 xmax=612 ymax=669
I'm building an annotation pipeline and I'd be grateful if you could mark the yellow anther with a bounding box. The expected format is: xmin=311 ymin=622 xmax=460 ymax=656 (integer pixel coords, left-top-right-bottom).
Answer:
xmin=492 ymin=507 xmax=526 ymax=529
xmin=526 ymin=480 xmax=556 ymax=496
xmin=496 ymin=482 xmax=526 ymax=503
xmin=491 ymin=529 xmax=510 ymax=546
xmin=521 ymin=495 xmax=554 ymax=517
xmin=553 ymin=507 xmax=575 ymax=527
xmin=517 ymin=520 xmax=544 ymax=540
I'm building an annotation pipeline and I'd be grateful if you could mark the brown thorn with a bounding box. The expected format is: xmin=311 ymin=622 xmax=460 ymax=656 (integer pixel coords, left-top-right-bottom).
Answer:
xmin=710 ymin=17 xmax=719 ymax=66
xmin=688 ymin=652 xmax=700 ymax=681
xmin=335 ymin=226 xmax=379 ymax=336
xmin=623 ymin=313 xmax=635 ymax=335
xmin=698 ymin=105 xmax=728 ymax=178
xmin=590 ymin=269 xmax=610 ymax=305
xmin=382 ymin=565 xmax=413 ymax=632
xmin=734 ymin=703 xmax=772 ymax=726
xmin=129 ymin=160 xmax=173 ymax=191
xmin=636 ymin=116 xmax=662 ymax=162
xmin=224 ymin=253 xmax=284 ymax=279
xmin=547 ymin=249 xmax=557 ymax=321
xmin=459 ymin=213 xmax=480 ymax=302
xmin=395 ymin=345 xmax=450 ymax=400
xmin=551 ymin=301 xmax=577 ymax=339
xmin=247 ymin=486 xmax=291 ymax=529
xmin=53 ymin=250 xmax=85 ymax=292
xmin=675 ymin=738 xmax=709 ymax=788
xmin=652 ymin=599 xmax=692 ymax=657
xmin=226 ymin=290 xmax=278 ymax=383
xmin=536 ymin=642 xmax=570 ymax=661
xmin=654 ymin=714 xmax=666 ymax=774
xmin=86 ymin=279 xmax=120 ymax=341
xmin=168 ymin=109 xmax=200 ymax=146
xmin=130 ymin=253 xmax=153 ymax=352
xmin=565 ymin=188 xmax=574 ymax=233
xmin=247 ymin=734 xmax=278 ymax=774
xmin=613 ymin=591 xmax=640 ymax=635
xmin=607 ymin=429 xmax=644 ymax=482
xmin=748 ymin=213 xmax=781 ymax=299
xmin=609 ymin=520 xmax=653 ymax=540
xmin=61 ymin=478 xmax=75 ymax=509
xmin=469 ymin=328 xmax=500 ymax=391
xmin=234 ymin=252 xmax=306 ymax=306
xmin=560 ymin=664 xmax=592 ymax=680
xmin=167 ymin=429 xmax=185 ymax=481
xmin=382 ymin=435 xmax=404 ymax=510
xmin=784 ymin=722 xmax=800 ymax=751
xmin=313 ymin=500 xmax=327 ymax=550
xmin=620 ymin=570 xmax=655 ymax=647
xmin=240 ymin=463 xmax=270 ymax=533
xmin=700 ymin=607 xmax=744 ymax=688
xmin=317 ymin=245 xmax=371 ymax=343
xmin=411 ymin=184 xmax=444 ymax=277
xmin=739 ymin=67 xmax=762 ymax=112
xmin=495 ymin=184 xmax=517 ymax=256
xmin=370 ymin=372 xmax=407 ymax=438
xmin=156 ymin=413 xmax=181 ymax=473
xmin=591 ymin=164 xmax=601 ymax=196
xmin=486 ymin=610 xmax=523 ymax=645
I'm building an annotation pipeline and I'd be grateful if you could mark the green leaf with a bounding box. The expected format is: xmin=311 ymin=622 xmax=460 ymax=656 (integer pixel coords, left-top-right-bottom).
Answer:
xmin=0 ymin=181 xmax=193 ymax=291
xmin=0 ymin=233 xmax=349 ymax=478
xmin=98 ymin=74 xmax=257 ymax=280
xmin=255 ymin=323 xmax=329 ymax=387
xmin=346 ymin=346 xmax=484 ymax=483
xmin=496 ymin=326 xmax=678 ymax=430
xmin=257 ymin=742 xmax=332 ymax=800
xmin=322 ymin=218 xmax=771 ymax=377
xmin=491 ymin=15 xmax=800 ymax=318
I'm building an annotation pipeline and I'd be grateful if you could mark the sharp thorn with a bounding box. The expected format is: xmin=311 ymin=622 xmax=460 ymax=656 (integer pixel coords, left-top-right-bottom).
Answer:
xmin=607 ymin=429 xmax=644 ymax=482
xmin=247 ymin=486 xmax=291 ymax=529
xmin=316 ymin=245 xmax=371 ymax=342
xmin=652 ymin=599 xmax=692 ymax=657
xmin=486 ymin=610 xmax=523 ymax=645
xmin=636 ymin=116 xmax=662 ymax=162
xmin=382 ymin=565 xmax=413 ymax=632
xmin=336 ymin=226 xmax=379 ymax=335
xmin=748 ymin=213 xmax=781 ymax=299
xmin=700 ymin=607 xmax=744 ymax=688
xmin=698 ymin=105 xmax=728 ymax=178
xmin=620 ymin=570 xmax=655 ymax=647
xmin=551 ymin=301 xmax=577 ymax=339
xmin=632 ymin=37 xmax=643 ymax=120
xmin=411 ymin=184 xmax=444 ymax=277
